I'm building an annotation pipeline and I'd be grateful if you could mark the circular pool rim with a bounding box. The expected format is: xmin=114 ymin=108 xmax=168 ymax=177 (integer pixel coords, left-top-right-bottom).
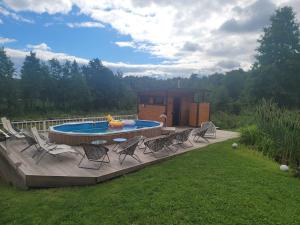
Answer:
xmin=49 ymin=120 xmax=163 ymax=145
xmin=49 ymin=120 xmax=162 ymax=136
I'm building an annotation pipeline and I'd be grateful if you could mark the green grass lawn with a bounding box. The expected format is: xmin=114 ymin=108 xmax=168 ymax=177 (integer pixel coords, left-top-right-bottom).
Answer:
xmin=1 ymin=140 xmax=300 ymax=225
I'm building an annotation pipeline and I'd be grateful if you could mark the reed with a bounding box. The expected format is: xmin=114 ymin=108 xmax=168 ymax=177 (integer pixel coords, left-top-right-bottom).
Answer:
xmin=241 ymin=100 xmax=300 ymax=167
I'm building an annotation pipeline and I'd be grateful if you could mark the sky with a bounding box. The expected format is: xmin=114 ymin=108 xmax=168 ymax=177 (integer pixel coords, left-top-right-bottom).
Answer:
xmin=0 ymin=0 xmax=300 ymax=78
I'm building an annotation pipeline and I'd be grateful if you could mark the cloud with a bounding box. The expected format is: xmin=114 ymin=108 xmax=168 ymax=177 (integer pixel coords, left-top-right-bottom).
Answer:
xmin=181 ymin=42 xmax=202 ymax=52
xmin=216 ymin=60 xmax=240 ymax=69
xmin=67 ymin=21 xmax=105 ymax=28
xmin=2 ymin=0 xmax=300 ymax=74
xmin=4 ymin=44 xmax=88 ymax=74
xmin=115 ymin=41 xmax=136 ymax=48
xmin=0 ymin=37 xmax=16 ymax=44
xmin=27 ymin=43 xmax=51 ymax=51
xmin=0 ymin=18 xmax=3 ymax=24
xmin=219 ymin=0 xmax=276 ymax=33
xmin=3 ymin=0 xmax=72 ymax=14
xmin=0 ymin=6 xmax=34 ymax=23
xmin=5 ymin=43 xmax=88 ymax=65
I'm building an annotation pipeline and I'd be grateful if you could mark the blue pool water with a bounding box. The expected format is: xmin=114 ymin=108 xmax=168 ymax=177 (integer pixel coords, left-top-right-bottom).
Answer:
xmin=51 ymin=120 xmax=161 ymax=134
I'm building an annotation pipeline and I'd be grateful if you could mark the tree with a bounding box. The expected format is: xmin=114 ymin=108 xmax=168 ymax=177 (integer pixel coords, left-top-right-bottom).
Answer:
xmin=67 ymin=61 xmax=90 ymax=111
xmin=21 ymin=52 xmax=44 ymax=111
xmin=256 ymin=7 xmax=300 ymax=67
xmin=0 ymin=48 xmax=16 ymax=114
xmin=252 ymin=6 xmax=300 ymax=107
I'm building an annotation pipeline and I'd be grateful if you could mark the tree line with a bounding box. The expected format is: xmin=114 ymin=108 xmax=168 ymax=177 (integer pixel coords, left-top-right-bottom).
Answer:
xmin=0 ymin=6 xmax=299 ymax=119
xmin=0 ymin=52 xmax=136 ymax=117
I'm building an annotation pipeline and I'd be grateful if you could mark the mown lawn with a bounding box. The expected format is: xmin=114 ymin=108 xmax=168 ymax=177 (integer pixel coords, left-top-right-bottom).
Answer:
xmin=1 ymin=140 xmax=300 ymax=225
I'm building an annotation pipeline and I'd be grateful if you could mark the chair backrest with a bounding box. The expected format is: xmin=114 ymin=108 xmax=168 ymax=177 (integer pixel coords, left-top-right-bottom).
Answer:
xmin=1 ymin=117 xmax=11 ymax=134
xmin=195 ymin=127 xmax=208 ymax=137
xmin=119 ymin=141 xmax=139 ymax=156
xmin=3 ymin=118 xmax=18 ymax=136
xmin=144 ymin=137 xmax=166 ymax=152
xmin=31 ymin=127 xmax=47 ymax=147
xmin=23 ymin=131 xmax=37 ymax=146
xmin=0 ymin=132 xmax=7 ymax=142
xmin=207 ymin=121 xmax=216 ymax=133
xmin=174 ymin=128 xmax=193 ymax=142
xmin=81 ymin=143 xmax=108 ymax=160
xmin=120 ymin=135 xmax=143 ymax=149
xmin=201 ymin=122 xmax=211 ymax=130
xmin=0 ymin=129 xmax=10 ymax=138
xmin=202 ymin=121 xmax=216 ymax=131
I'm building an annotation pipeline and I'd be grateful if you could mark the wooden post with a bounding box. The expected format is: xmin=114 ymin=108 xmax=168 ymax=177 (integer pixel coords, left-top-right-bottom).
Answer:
xmin=43 ymin=121 xmax=46 ymax=131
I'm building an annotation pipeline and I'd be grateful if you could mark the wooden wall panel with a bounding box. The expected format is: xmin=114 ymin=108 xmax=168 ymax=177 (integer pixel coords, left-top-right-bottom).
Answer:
xmin=138 ymin=104 xmax=166 ymax=123
xmin=166 ymin=97 xmax=173 ymax=127
xmin=189 ymin=103 xmax=198 ymax=127
xmin=179 ymin=97 xmax=188 ymax=126
xmin=188 ymin=102 xmax=210 ymax=127
xmin=199 ymin=103 xmax=210 ymax=124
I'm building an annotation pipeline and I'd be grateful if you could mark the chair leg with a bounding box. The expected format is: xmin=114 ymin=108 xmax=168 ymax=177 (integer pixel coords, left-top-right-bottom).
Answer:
xmin=112 ymin=144 xmax=119 ymax=152
xmin=203 ymin=137 xmax=209 ymax=143
xmin=166 ymin=145 xmax=177 ymax=153
xmin=32 ymin=146 xmax=43 ymax=158
xmin=120 ymin=154 xmax=127 ymax=164
xmin=183 ymin=140 xmax=193 ymax=148
xmin=20 ymin=143 xmax=34 ymax=152
xmin=104 ymin=153 xmax=110 ymax=163
xmin=143 ymin=147 xmax=153 ymax=154
xmin=138 ymin=140 xmax=146 ymax=150
xmin=36 ymin=151 xmax=47 ymax=164
xmin=78 ymin=154 xmax=86 ymax=167
xmin=131 ymin=154 xmax=142 ymax=163
xmin=78 ymin=155 xmax=105 ymax=170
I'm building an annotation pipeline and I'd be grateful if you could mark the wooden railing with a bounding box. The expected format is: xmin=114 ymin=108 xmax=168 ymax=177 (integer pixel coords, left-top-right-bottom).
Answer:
xmin=0 ymin=114 xmax=137 ymax=132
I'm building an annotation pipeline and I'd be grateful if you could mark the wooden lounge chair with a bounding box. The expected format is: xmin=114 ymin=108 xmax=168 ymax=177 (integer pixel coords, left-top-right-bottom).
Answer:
xmin=30 ymin=127 xmax=78 ymax=164
xmin=1 ymin=117 xmax=25 ymax=139
xmin=118 ymin=141 xmax=141 ymax=164
xmin=78 ymin=143 xmax=110 ymax=169
xmin=173 ymin=128 xmax=193 ymax=148
xmin=201 ymin=121 xmax=217 ymax=139
xmin=20 ymin=131 xmax=38 ymax=153
xmin=193 ymin=127 xmax=209 ymax=143
xmin=0 ymin=129 xmax=10 ymax=148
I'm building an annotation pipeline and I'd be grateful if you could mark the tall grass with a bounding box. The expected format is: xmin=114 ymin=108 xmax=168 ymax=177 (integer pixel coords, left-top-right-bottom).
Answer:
xmin=241 ymin=100 xmax=300 ymax=167
xmin=211 ymin=110 xmax=255 ymax=130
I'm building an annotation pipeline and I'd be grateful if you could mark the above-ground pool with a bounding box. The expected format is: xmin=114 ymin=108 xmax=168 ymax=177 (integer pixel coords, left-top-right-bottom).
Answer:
xmin=49 ymin=120 xmax=162 ymax=145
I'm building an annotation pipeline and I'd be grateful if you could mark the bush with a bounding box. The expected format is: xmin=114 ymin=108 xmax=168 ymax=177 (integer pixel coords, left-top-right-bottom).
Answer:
xmin=241 ymin=125 xmax=276 ymax=158
xmin=240 ymin=125 xmax=260 ymax=146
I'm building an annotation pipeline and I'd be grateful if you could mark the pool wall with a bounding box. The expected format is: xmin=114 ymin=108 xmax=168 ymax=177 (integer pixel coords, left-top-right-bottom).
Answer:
xmin=49 ymin=121 xmax=163 ymax=145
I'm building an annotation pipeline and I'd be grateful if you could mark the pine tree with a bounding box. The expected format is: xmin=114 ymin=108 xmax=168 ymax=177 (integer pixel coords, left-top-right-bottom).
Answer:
xmin=0 ymin=48 xmax=16 ymax=114
xmin=21 ymin=52 xmax=43 ymax=111
xmin=252 ymin=7 xmax=300 ymax=107
xmin=256 ymin=7 xmax=300 ymax=66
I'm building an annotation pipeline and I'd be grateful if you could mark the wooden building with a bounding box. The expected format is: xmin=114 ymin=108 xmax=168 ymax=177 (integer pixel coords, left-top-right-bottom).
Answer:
xmin=137 ymin=88 xmax=210 ymax=127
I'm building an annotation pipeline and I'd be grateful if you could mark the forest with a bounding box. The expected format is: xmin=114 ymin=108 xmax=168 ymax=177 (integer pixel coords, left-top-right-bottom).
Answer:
xmin=0 ymin=6 xmax=299 ymax=121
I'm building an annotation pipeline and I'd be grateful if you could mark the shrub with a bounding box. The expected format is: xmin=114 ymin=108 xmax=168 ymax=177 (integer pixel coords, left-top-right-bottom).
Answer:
xmin=240 ymin=125 xmax=260 ymax=146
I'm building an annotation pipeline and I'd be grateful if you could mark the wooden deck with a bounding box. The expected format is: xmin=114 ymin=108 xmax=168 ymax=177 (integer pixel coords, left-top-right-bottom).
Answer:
xmin=0 ymin=130 xmax=239 ymax=189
